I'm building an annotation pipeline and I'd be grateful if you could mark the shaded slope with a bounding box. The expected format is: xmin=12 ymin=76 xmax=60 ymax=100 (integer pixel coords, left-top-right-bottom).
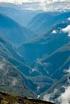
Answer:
xmin=28 ymin=11 xmax=70 ymax=37
xmin=18 ymin=14 xmax=70 ymax=66
xmin=0 ymin=3 xmax=38 ymax=27
xmin=0 ymin=14 xmax=35 ymax=47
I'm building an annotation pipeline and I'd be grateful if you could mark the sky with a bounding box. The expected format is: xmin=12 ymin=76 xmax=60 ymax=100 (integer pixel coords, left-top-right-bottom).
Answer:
xmin=0 ymin=0 xmax=45 ymax=3
xmin=0 ymin=0 xmax=70 ymax=4
xmin=0 ymin=0 xmax=70 ymax=11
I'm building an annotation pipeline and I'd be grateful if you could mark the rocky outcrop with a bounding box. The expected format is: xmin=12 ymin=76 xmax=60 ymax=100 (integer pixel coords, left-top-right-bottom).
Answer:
xmin=0 ymin=92 xmax=54 ymax=104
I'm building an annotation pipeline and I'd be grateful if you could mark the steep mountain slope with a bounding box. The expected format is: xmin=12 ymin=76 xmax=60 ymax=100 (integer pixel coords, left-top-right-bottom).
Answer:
xmin=0 ymin=36 xmax=39 ymax=97
xmin=17 ymin=12 xmax=70 ymax=66
xmin=0 ymin=3 xmax=38 ymax=27
xmin=0 ymin=4 xmax=70 ymax=102
xmin=0 ymin=55 xmax=34 ymax=97
xmin=16 ymin=12 xmax=70 ymax=95
xmin=0 ymin=14 xmax=35 ymax=47
xmin=28 ymin=11 xmax=70 ymax=37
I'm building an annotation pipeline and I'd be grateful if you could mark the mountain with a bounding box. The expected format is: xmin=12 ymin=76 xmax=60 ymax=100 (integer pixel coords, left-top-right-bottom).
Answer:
xmin=0 ymin=92 xmax=54 ymax=104
xmin=16 ymin=11 xmax=70 ymax=96
xmin=0 ymin=3 xmax=38 ymax=27
xmin=28 ymin=11 xmax=70 ymax=37
xmin=0 ymin=55 xmax=34 ymax=97
xmin=29 ymin=43 xmax=70 ymax=95
xmin=42 ymin=60 xmax=70 ymax=103
xmin=17 ymin=12 xmax=70 ymax=66
xmin=0 ymin=11 xmax=70 ymax=95
xmin=0 ymin=3 xmax=70 ymax=102
xmin=0 ymin=36 xmax=39 ymax=98
xmin=0 ymin=14 xmax=36 ymax=47
xmin=28 ymin=12 xmax=57 ymax=37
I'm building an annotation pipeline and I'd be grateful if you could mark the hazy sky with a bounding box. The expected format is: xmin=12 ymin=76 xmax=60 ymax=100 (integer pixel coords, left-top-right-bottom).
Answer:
xmin=0 ymin=0 xmax=69 ymax=4
xmin=0 ymin=0 xmax=70 ymax=11
xmin=0 ymin=0 xmax=45 ymax=3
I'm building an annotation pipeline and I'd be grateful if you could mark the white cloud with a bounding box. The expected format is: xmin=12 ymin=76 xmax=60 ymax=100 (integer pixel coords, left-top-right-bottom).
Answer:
xmin=68 ymin=34 xmax=70 ymax=37
xmin=52 ymin=30 xmax=57 ymax=34
xmin=68 ymin=17 xmax=70 ymax=21
xmin=43 ymin=85 xmax=70 ymax=104
xmin=37 ymin=95 xmax=40 ymax=98
xmin=62 ymin=25 xmax=70 ymax=37
xmin=62 ymin=25 xmax=70 ymax=33
xmin=57 ymin=67 xmax=70 ymax=104
xmin=0 ymin=0 xmax=22 ymax=4
xmin=0 ymin=0 xmax=70 ymax=4
xmin=0 ymin=0 xmax=70 ymax=11
xmin=67 ymin=17 xmax=70 ymax=21
xmin=64 ymin=67 xmax=70 ymax=74
xmin=0 ymin=0 xmax=45 ymax=3
xmin=58 ymin=86 xmax=70 ymax=104
xmin=43 ymin=88 xmax=57 ymax=102
xmin=43 ymin=67 xmax=70 ymax=104
xmin=43 ymin=93 xmax=52 ymax=102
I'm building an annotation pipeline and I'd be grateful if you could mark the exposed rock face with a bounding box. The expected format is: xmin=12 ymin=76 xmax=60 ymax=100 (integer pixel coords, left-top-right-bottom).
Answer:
xmin=0 ymin=92 xmax=54 ymax=104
